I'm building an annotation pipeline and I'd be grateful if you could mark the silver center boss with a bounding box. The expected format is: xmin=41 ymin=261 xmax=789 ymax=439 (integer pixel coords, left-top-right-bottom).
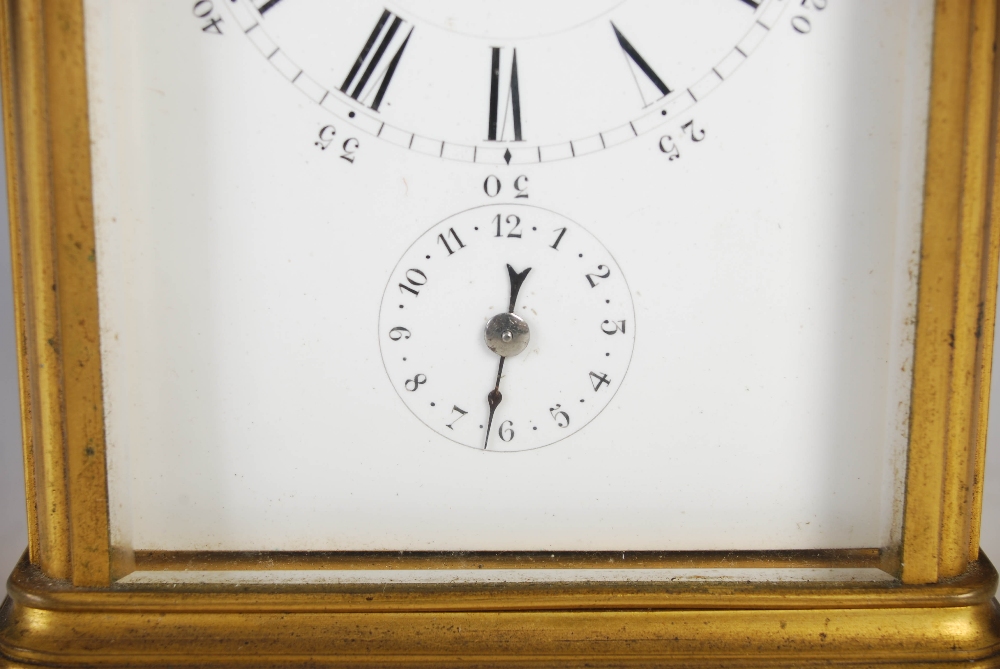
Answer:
xmin=484 ymin=312 xmax=530 ymax=357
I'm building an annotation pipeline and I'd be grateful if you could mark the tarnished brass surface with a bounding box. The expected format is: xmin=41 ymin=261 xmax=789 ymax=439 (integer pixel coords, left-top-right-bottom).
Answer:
xmin=1 ymin=0 xmax=1000 ymax=663
xmin=969 ymin=0 xmax=1000 ymax=567
xmin=0 ymin=0 xmax=111 ymax=586
xmin=132 ymin=548 xmax=884 ymax=573
xmin=1 ymin=555 xmax=999 ymax=666
xmin=936 ymin=0 xmax=997 ymax=581
xmin=903 ymin=0 xmax=1000 ymax=584
xmin=0 ymin=0 xmax=36 ymax=571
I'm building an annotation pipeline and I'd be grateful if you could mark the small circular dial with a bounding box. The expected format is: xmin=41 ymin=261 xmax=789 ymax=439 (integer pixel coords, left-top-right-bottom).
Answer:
xmin=379 ymin=205 xmax=635 ymax=451
xmin=228 ymin=0 xmax=786 ymax=164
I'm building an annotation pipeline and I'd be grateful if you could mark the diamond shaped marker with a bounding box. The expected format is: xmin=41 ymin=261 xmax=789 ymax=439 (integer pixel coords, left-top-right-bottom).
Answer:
xmin=504 ymin=148 xmax=512 ymax=165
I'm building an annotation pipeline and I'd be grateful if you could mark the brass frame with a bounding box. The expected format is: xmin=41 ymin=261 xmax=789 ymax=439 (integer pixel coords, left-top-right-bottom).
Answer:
xmin=1 ymin=0 xmax=999 ymax=665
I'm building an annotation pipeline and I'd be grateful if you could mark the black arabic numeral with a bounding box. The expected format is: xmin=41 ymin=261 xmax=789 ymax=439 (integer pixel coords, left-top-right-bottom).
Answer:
xmin=436 ymin=227 xmax=466 ymax=255
xmin=445 ymin=405 xmax=468 ymax=430
xmin=484 ymin=175 xmax=502 ymax=197
xmin=589 ymin=372 xmax=612 ymax=392
xmin=585 ymin=265 xmax=611 ymax=288
xmin=514 ymin=175 xmax=529 ymax=199
xmin=398 ymin=268 xmax=427 ymax=297
xmin=551 ymin=227 xmax=567 ymax=250
xmin=404 ymin=373 xmax=427 ymax=392
xmin=192 ymin=0 xmax=223 ymax=34
xmin=341 ymin=138 xmax=359 ymax=163
xmin=601 ymin=320 xmax=626 ymax=335
xmin=659 ymin=135 xmax=681 ymax=161
xmin=681 ymin=119 xmax=706 ymax=143
xmin=791 ymin=0 xmax=826 ymax=35
xmin=493 ymin=213 xmax=522 ymax=238
xmin=506 ymin=215 xmax=522 ymax=238
xmin=483 ymin=175 xmax=529 ymax=199
xmin=549 ymin=404 xmax=570 ymax=428
xmin=388 ymin=326 xmax=411 ymax=341
xmin=315 ymin=125 xmax=336 ymax=150
xmin=498 ymin=420 xmax=515 ymax=442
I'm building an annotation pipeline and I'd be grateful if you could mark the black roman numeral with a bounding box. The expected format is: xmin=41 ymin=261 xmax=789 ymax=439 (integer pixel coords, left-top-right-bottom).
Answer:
xmin=341 ymin=10 xmax=412 ymax=112
xmin=612 ymin=23 xmax=671 ymax=107
xmin=256 ymin=0 xmax=284 ymax=15
xmin=487 ymin=47 xmax=523 ymax=142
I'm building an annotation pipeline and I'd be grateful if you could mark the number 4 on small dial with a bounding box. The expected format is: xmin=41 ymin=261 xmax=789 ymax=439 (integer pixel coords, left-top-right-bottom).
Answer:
xmin=590 ymin=372 xmax=612 ymax=391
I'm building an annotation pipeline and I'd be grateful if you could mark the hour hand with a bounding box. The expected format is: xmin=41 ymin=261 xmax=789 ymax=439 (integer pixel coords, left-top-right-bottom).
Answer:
xmin=506 ymin=264 xmax=531 ymax=313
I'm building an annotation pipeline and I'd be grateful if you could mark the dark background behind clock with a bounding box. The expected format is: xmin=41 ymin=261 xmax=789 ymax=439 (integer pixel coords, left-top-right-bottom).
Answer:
xmin=0 ymin=117 xmax=996 ymax=577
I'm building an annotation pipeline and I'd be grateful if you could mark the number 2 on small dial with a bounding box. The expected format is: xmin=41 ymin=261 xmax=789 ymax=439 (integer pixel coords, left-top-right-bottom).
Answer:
xmin=585 ymin=265 xmax=611 ymax=287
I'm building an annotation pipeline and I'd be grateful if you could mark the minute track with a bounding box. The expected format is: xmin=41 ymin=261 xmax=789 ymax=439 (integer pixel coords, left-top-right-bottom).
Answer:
xmin=227 ymin=0 xmax=787 ymax=164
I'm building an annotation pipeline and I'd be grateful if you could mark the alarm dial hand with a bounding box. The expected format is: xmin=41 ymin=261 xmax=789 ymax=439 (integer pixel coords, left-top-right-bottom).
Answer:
xmin=506 ymin=264 xmax=531 ymax=313
xmin=483 ymin=265 xmax=532 ymax=449
xmin=484 ymin=358 xmax=505 ymax=450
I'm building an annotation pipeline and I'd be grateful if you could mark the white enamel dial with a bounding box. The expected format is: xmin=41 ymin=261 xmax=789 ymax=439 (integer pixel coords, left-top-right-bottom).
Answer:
xmin=86 ymin=0 xmax=935 ymax=551
xmin=226 ymin=0 xmax=787 ymax=164
xmin=379 ymin=205 xmax=635 ymax=451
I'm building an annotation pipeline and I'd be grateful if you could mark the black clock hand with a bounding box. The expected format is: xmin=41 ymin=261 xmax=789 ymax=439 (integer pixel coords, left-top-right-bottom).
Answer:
xmin=484 ymin=358 xmax=505 ymax=450
xmin=506 ymin=263 xmax=531 ymax=313
xmin=484 ymin=264 xmax=532 ymax=449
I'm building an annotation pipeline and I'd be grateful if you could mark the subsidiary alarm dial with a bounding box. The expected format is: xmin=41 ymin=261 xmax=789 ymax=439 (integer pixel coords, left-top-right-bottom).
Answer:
xmin=379 ymin=205 xmax=635 ymax=451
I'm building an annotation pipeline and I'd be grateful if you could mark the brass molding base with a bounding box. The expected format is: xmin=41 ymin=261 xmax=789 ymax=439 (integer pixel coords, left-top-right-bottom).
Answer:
xmin=2 ymin=555 xmax=999 ymax=667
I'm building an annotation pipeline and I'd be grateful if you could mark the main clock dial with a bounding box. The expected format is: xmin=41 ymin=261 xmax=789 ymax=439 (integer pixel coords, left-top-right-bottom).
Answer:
xmin=379 ymin=205 xmax=635 ymax=451
xmin=228 ymin=0 xmax=786 ymax=164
